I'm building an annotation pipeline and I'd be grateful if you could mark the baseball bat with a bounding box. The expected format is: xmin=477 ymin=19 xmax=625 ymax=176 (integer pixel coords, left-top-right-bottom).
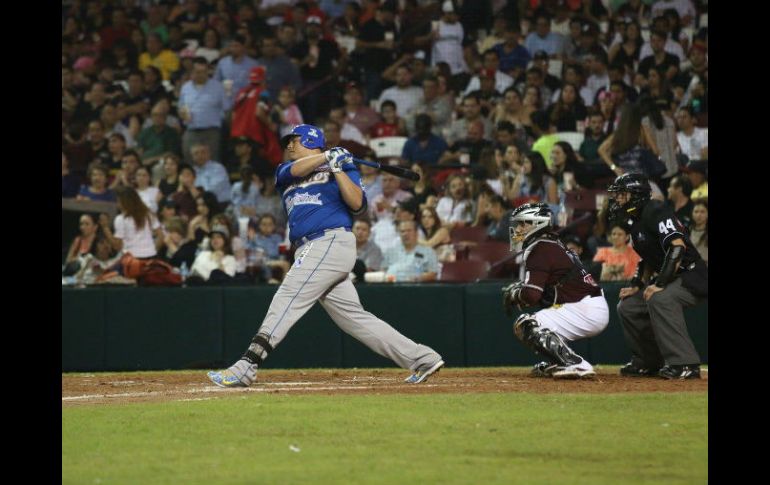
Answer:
xmin=352 ymin=158 xmax=420 ymax=181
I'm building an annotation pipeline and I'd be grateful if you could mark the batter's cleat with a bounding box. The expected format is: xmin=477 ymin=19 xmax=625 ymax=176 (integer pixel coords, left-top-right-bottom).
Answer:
xmin=619 ymin=362 xmax=660 ymax=377
xmin=552 ymin=362 xmax=596 ymax=379
xmin=404 ymin=360 xmax=445 ymax=384
xmin=207 ymin=359 xmax=258 ymax=388
xmin=530 ymin=362 xmax=559 ymax=377
xmin=658 ymin=364 xmax=701 ymax=380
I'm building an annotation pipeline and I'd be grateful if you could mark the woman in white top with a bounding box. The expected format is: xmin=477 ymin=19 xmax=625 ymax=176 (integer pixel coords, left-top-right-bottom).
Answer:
xmin=436 ymin=174 xmax=474 ymax=226
xmin=134 ymin=166 xmax=160 ymax=213
xmin=104 ymin=186 xmax=163 ymax=258
xmin=190 ymin=224 xmax=237 ymax=281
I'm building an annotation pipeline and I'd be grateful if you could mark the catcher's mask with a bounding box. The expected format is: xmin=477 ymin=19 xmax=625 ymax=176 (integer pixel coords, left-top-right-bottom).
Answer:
xmin=509 ymin=202 xmax=553 ymax=252
xmin=607 ymin=172 xmax=651 ymax=223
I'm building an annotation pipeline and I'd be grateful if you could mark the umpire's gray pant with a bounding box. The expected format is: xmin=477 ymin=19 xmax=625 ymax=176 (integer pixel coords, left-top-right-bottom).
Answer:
xmin=617 ymin=278 xmax=702 ymax=368
xmin=253 ymin=229 xmax=441 ymax=372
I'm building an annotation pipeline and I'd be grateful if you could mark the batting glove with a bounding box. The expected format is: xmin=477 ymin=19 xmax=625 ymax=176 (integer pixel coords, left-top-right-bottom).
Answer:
xmin=325 ymin=147 xmax=352 ymax=173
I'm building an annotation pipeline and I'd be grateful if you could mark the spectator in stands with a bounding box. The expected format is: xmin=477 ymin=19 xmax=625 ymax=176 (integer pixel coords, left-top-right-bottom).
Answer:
xmin=230 ymin=166 xmax=261 ymax=221
xmin=102 ymin=109 xmax=135 ymax=161
xmin=463 ymin=50 xmax=515 ymax=97
xmin=446 ymin=95 xmax=493 ymax=146
xmin=406 ymin=163 xmax=437 ymax=211
xmin=179 ymin=57 xmax=226 ymax=164
xmin=322 ymin=118 xmax=370 ymax=159
xmin=195 ymin=28 xmax=223 ymax=64
xmin=189 ymin=223 xmax=238 ymax=283
xmin=104 ymin=186 xmax=163 ymax=258
xmin=342 ymin=82 xmax=381 ymax=138
xmin=86 ymin=120 xmax=112 ymax=167
xmin=492 ymin=26 xmax=531 ymax=79
xmin=110 ymin=149 xmax=142 ymax=190
xmin=65 ymin=214 xmax=103 ymax=264
xmin=134 ymin=166 xmax=160 ymax=213
xmin=138 ymin=33 xmax=180 ymax=81
xmin=244 ymin=214 xmax=289 ymax=282
xmin=478 ymin=17 xmax=508 ymax=54
xmin=639 ymin=15 xmax=686 ymax=62
xmin=593 ymin=224 xmax=642 ymax=282
xmin=525 ymin=12 xmax=566 ymax=59
xmin=472 ymin=193 xmax=508 ymax=241
xmin=371 ymin=200 xmax=422 ymax=256
xmin=78 ymin=164 xmax=117 ymax=202
xmin=515 ymin=67 xmax=553 ymax=116
xmin=598 ymin=103 xmax=659 ymax=180
xmin=383 ymin=219 xmax=439 ymax=282
xmin=255 ymin=177 xmax=287 ymax=229
xmin=547 ymin=82 xmax=588 ymax=132
xmin=73 ymin=82 xmax=109 ymax=123
xmin=405 ymin=75 xmax=453 ymax=137
xmin=257 ymin=35 xmax=302 ymax=104
xmin=436 ymin=174 xmax=474 ymax=226
xmin=639 ymin=68 xmax=674 ymax=110
xmin=273 ymin=86 xmax=305 ymax=139
xmin=640 ymin=97 xmax=679 ymax=185
xmin=439 ymin=119 xmax=494 ymax=166
xmin=215 ymin=34 xmax=261 ymax=107
xmin=505 ymin=151 xmax=558 ymax=207
xmin=143 ymin=66 xmax=170 ymax=106
xmin=353 ymin=219 xmax=384 ymax=272
xmin=137 ymin=103 xmax=182 ymax=167
xmin=230 ymin=66 xmax=283 ymax=168
xmin=418 ymin=206 xmax=453 ymax=262
xmin=689 ymin=198 xmax=708 ymax=265
xmin=171 ymin=163 xmax=202 ymax=221
xmin=578 ymin=111 xmax=608 ymax=162
xmin=359 ymin=163 xmax=383 ymax=203
xmin=190 ymin=143 xmax=231 ymax=205
xmin=530 ymin=111 xmax=560 ymax=170
xmin=378 ymin=65 xmax=423 ymax=119
xmin=62 ymin=153 xmax=81 ymax=198
xmin=429 ymin=1 xmax=467 ymax=76
xmin=159 ymin=217 xmax=198 ymax=269
xmin=684 ymin=159 xmax=707 ymax=200
xmin=370 ymin=100 xmax=407 ymax=138
xmin=550 ymin=141 xmax=580 ymax=193
xmin=638 ymin=30 xmax=680 ymax=80
xmin=188 ymin=191 xmax=221 ymax=246
xmin=666 ymin=174 xmax=694 ymax=228
xmin=370 ymin=172 xmax=414 ymax=222
xmin=562 ymin=234 xmax=597 ymax=273
xmin=467 ymin=69 xmax=504 ymax=117
xmin=157 ymin=153 xmax=181 ymax=199
xmin=608 ymin=20 xmax=643 ymax=76
xmin=401 ymin=114 xmax=448 ymax=166
xmin=675 ymin=105 xmax=708 ymax=161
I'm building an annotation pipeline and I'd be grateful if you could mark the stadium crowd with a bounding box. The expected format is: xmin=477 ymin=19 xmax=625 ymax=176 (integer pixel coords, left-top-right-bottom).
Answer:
xmin=62 ymin=0 xmax=708 ymax=286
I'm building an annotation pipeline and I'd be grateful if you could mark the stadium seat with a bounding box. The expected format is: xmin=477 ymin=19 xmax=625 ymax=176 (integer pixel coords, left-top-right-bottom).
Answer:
xmin=556 ymin=132 xmax=585 ymax=151
xmin=467 ymin=241 xmax=511 ymax=265
xmin=439 ymin=260 xmax=490 ymax=282
xmin=450 ymin=226 xmax=489 ymax=244
xmin=370 ymin=137 xmax=408 ymax=159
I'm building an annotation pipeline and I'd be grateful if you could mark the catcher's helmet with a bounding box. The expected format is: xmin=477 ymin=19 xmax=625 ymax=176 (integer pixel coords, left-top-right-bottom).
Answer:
xmin=606 ymin=173 xmax=651 ymax=222
xmin=509 ymin=202 xmax=553 ymax=251
xmin=280 ymin=124 xmax=326 ymax=150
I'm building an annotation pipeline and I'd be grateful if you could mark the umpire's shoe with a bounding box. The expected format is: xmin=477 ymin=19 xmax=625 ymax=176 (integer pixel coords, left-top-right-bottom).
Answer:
xmin=404 ymin=360 xmax=445 ymax=384
xmin=619 ymin=362 xmax=660 ymax=377
xmin=658 ymin=364 xmax=701 ymax=380
xmin=207 ymin=359 xmax=258 ymax=388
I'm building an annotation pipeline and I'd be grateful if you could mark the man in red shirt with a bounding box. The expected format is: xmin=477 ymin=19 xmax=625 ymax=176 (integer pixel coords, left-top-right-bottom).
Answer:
xmin=503 ymin=203 xmax=609 ymax=379
xmin=230 ymin=66 xmax=282 ymax=167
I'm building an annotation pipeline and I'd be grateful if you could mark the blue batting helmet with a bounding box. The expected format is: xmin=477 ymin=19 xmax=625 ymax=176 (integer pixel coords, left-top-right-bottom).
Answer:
xmin=280 ymin=124 xmax=326 ymax=150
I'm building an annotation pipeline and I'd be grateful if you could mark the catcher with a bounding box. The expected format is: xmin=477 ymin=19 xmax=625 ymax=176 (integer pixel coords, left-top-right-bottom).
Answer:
xmin=502 ymin=203 xmax=610 ymax=379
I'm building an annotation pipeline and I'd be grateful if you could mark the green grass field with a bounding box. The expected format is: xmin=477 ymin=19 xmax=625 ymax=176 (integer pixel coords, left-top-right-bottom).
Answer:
xmin=62 ymin=372 xmax=707 ymax=485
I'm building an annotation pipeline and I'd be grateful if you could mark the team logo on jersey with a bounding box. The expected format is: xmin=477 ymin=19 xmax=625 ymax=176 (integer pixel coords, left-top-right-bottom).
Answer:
xmin=286 ymin=172 xmax=330 ymax=192
xmin=286 ymin=192 xmax=323 ymax=214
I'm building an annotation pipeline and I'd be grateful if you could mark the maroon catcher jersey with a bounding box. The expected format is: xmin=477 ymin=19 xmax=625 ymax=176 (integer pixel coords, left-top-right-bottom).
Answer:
xmin=519 ymin=236 xmax=602 ymax=306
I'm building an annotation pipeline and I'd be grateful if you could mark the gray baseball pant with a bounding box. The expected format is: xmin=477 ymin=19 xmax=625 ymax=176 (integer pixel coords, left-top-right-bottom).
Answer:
xmin=250 ymin=229 xmax=442 ymax=372
xmin=616 ymin=278 xmax=701 ymax=367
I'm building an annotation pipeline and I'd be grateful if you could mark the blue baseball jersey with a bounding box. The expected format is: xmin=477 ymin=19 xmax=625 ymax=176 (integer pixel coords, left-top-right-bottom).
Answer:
xmin=276 ymin=161 xmax=368 ymax=243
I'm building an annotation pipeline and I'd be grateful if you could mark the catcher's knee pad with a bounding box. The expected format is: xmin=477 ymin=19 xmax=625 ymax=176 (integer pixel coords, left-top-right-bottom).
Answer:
xmin=514 ymin=315 xmax=581 ymax=367
xmin=243 ymin=333 xmax=273 ymax=365
xmin=513 ymin=313 xmax=538 ymax=342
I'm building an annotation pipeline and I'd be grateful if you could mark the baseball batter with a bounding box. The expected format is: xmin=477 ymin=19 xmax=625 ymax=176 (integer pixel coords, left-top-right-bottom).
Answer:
xmin=207 ymin=124 xmax=444 ymax=387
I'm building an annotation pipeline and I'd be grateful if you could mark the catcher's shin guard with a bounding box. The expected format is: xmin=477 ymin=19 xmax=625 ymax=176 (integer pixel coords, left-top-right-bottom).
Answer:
xmin=513 ymin=314 xmax=582 ymax=367
xmin=242 ymin=333 xmax=273 ymax=365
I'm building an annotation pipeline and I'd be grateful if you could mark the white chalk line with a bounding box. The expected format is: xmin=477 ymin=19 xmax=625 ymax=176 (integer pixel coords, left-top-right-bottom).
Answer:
xmin=63 ymin=381 xmax=437 ymax=402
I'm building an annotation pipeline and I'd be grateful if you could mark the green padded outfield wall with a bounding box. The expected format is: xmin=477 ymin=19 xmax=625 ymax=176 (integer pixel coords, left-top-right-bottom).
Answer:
xmin=62 ymin=284 xmax=707 ymax=372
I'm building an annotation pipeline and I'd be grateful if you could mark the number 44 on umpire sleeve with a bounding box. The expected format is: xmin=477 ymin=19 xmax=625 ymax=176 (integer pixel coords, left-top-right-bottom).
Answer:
xmin=658 ymin=218 xmax=677 ymax=234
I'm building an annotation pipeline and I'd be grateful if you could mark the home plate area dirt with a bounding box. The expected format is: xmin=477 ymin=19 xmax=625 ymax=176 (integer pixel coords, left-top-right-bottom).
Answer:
xmin=61 ymin=367 xmax=708 ymax=407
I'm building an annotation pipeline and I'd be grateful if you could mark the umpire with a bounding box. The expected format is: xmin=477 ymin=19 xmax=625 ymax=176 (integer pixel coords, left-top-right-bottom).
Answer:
xmin=607 ymin=173 xmax=708 ymax=380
